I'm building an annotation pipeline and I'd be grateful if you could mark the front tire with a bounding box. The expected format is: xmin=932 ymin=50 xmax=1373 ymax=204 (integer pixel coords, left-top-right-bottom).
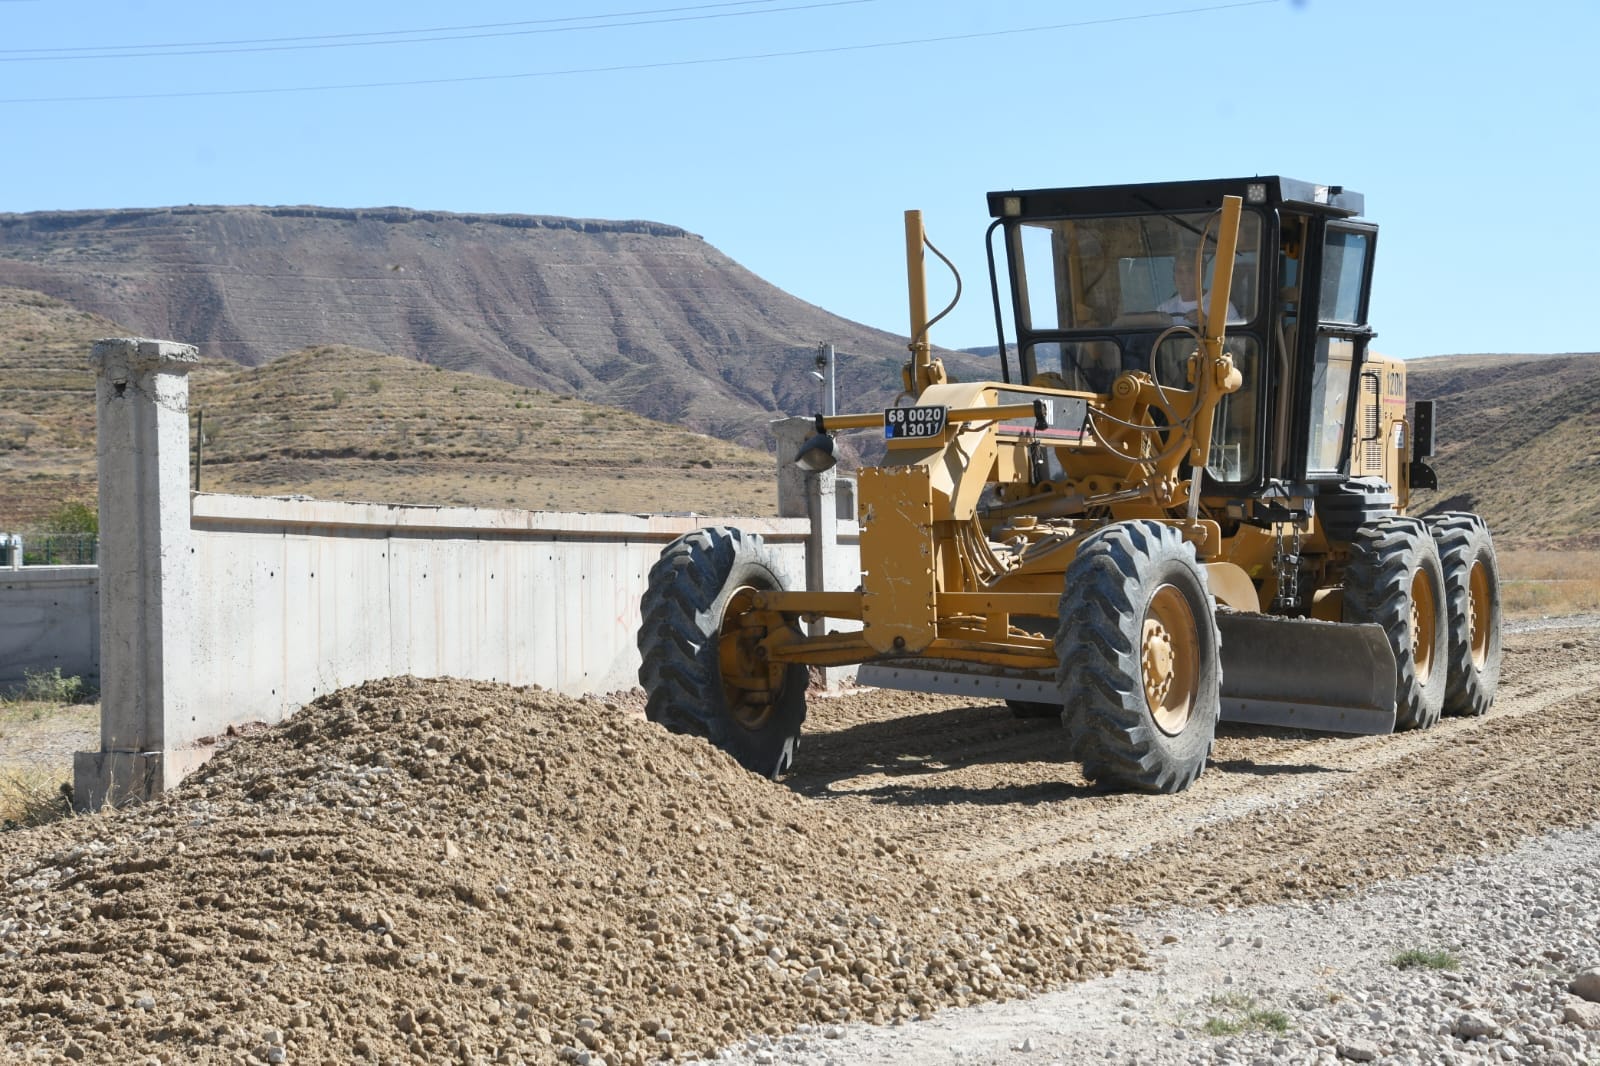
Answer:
xmin=638 ymin=527 xmax=807 ymax=778
xmin=1425 ymin=513 xmax=1502 ymax=717
xmin=1056 ymin=521 xmax=1222 ymax=794
xmin=1343 ymin=517 xmax=1448 ymax=730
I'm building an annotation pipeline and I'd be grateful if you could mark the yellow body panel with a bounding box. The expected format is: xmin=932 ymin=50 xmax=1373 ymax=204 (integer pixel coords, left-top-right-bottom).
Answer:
xmin=858 ymin=465 xmax=937 ymax=653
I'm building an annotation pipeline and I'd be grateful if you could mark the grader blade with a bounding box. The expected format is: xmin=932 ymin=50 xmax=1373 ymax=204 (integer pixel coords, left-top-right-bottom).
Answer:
xmin=857 ymin=616 xmax=1398 ymax=736
xmin=1215 ymin=614 xmax=1397 ymax=735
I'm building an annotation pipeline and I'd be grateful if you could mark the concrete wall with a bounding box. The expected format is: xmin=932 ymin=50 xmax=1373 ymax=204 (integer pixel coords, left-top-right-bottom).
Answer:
xmin=72 ymin=339 xmax=861 ymax=808
xmin=184 ymin=494 xmax=858 ymax=746
xmin=0 ymin=567 xmax=99 ymax=691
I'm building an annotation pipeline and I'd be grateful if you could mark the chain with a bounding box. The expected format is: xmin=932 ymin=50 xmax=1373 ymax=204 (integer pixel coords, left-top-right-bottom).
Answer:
xmin=1271 ymin=518 xmax=1305 ymax=614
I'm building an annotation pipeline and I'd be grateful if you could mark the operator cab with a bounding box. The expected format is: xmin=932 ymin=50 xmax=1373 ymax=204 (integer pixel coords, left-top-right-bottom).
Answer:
xmin=986 ymin=177 xmax=1377 ymax=493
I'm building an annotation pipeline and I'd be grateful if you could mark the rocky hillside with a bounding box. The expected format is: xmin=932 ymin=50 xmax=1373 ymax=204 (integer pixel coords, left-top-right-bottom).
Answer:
xmin=0 ymin=206 xmax=990 ymax=449
xmin=1408 ymin=352 xmax=1600 ymax=546
xmin=0 ymin=287 xmax=776 ymax=529
xmin=0 ymin=289 xmax=121 ymax=530
xmin=187 ymin=345 xmax=779 ymax=518
xmin=3 ymin=264 xmax=1594 ymax=545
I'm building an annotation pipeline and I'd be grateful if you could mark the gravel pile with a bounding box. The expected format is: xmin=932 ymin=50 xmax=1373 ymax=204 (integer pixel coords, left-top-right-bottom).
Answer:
xmin=690 ymin=822 xmax=1600 ymax=1065
xmin=0 ymin=677 xmax=1137 ymax=1065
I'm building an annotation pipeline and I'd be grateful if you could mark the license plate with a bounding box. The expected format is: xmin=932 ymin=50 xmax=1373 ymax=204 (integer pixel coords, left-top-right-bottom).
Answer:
xmin=884 ymin=405 xmax=948 ymax=439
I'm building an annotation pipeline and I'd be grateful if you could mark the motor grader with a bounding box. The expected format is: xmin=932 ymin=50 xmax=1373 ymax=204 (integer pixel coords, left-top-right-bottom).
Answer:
xmin=638 ymin=176 xmax=1503 ymax=793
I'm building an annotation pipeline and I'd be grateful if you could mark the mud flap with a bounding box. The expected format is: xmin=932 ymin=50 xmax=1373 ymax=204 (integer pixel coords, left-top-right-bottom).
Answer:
xmin=1215 ymin=614 xmax=1397 ymax=735
xmin=856 ymin=616 xmax=1398 ymax=736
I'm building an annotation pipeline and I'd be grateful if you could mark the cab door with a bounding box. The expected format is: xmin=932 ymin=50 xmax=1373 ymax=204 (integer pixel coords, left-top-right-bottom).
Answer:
xmin=1298 ymin=221 xmax=1379 ymax=479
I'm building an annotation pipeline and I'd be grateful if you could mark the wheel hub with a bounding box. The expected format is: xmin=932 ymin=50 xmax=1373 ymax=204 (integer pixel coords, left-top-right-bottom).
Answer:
xmin=1142 ymin=620 xmax=1175 ymax=704
xmin=1141 ymin=584 xmax=1199 ymax=736
xmin=717 ymin=586 xmax=788 ymax=730
xmin=1409 ymin=567 xmax=1438 ymax=684
xmin=1467 ymin=559 xmax=1491 ymax=668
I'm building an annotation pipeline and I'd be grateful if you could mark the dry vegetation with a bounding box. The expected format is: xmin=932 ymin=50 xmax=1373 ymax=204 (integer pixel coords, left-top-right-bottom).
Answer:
xmin=1498 ymin=548 xmax=1600 ymax=618
xmin=0 ymin=692 xmax=95 ymax=828
xmin=1409 ymin=351 xmax=1600 ymax=547
xmin=188 ymin=344 xmax=778 ymax=517
xmin=0 ymin=287 xmax=779 ymax=527
xmin=0 ymin=289 xmax=114 ymax=529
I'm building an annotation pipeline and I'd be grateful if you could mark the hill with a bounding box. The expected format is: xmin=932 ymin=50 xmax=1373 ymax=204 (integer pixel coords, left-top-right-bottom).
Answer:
xmin=0 ymin=289 xmax=124 ymax=530
xmin=0 ymin=288 xmax=775 ymax=528
xmin=187 ymin=345 xmax=777 ymax=517
xmin=5 ymin=278 xmax=1595 ymax=549
xmin=1407 ymin=351 xmax=1600 ymax=546
xmin=0 ymin=205 xmax=992 ymax=450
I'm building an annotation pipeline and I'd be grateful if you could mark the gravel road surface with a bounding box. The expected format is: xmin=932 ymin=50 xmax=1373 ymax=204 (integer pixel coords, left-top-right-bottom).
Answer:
xmin=2 ymin=620 xmax=1597 ymax=1064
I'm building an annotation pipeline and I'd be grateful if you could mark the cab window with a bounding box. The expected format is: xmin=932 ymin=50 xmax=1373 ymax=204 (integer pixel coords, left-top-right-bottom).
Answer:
xmin=1012 ymin=210 xmax=1263 ymax=331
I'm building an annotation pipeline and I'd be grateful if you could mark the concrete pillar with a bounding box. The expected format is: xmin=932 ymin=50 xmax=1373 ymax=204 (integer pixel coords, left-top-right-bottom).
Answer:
xmin=773 ymin=416 xmax=861 ymax=688
xmin=771 ymin=417 xmax=836 ymax=591
xmin=73 ymin=338 xmax=205 ymax=809
xmin=773 ymin=417 xmax=814 ymax=519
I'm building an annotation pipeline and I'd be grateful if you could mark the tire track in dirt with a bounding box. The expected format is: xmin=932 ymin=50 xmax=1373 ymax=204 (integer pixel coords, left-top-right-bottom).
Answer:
xmin=1051 ymin=678 xmax=1600 ymax=915
xmin=976 ymin=629 xmax=1600 ymax=876
xmin=787 ymin=626 xmax=1600 ymax=904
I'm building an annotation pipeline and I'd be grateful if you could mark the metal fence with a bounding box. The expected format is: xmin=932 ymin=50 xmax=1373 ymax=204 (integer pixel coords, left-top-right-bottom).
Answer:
xmin=0 ymin=533 xmax=99 ymax=567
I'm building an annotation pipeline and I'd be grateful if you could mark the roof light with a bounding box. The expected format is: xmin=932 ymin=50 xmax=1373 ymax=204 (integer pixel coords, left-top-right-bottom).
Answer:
xmin=1246 ymin=182 xmax=1268 ymax=204
xmin=1002 ymin=196 xmax=1022 ymax=217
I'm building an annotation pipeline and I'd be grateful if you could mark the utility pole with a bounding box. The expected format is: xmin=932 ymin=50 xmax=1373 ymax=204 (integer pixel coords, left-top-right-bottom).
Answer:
xmin=812 ymin=343 xmax=837 ymax=416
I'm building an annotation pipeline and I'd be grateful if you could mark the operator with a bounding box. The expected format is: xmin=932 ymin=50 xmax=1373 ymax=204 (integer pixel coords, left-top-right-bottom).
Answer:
xmin=1158 ymin=252 xmax=1242 ymax=325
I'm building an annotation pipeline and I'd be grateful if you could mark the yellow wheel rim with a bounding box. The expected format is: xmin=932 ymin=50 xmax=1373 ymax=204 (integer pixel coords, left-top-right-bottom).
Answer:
xmin=717 ymin=586 xmax=787 ymax=730
xmin=1142 ymin=584 xmax=1199 ymax=736
xmin=1410 ymin=567 xmax=1439 ymax=684
xmin=1467 ymin=559 xmax=1492 ymax=668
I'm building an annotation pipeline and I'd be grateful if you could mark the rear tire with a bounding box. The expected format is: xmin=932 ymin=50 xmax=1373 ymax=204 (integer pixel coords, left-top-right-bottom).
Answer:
xmin=1425 ymin=513 xmax=1502 ymax=717
xmin=1056 ymin=521 xmax=1221 ymax=794
xmin=638 ymin=527 xmax=807 ymax=778
xmin=1343 ymin=517 xmax=1447 ymax=730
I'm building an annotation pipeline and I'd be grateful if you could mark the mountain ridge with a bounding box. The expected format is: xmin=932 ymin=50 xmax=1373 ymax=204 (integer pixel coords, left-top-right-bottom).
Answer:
xmin=0 ymin=205 xmax=988 ymax=450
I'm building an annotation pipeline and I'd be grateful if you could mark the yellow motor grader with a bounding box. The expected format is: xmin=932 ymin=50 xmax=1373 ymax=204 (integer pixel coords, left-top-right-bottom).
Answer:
xmin=638 ymin=176 xmax=1502 ymax=793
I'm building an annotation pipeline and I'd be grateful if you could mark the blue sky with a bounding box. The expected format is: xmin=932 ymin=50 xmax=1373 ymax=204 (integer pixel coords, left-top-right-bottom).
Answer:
xmin=1 ymin=0 xmax=1594 ymax=360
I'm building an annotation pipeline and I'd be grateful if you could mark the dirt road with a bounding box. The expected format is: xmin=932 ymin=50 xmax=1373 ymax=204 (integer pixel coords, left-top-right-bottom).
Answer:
xmin=1 ymin=622 xmax=1596 ymax=1065
xmin=788 ymin=621 xmax=1600 ymax=913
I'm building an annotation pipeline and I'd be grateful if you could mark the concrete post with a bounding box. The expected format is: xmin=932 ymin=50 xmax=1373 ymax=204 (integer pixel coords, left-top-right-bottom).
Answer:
xmin=773 ymin=416 xmax=813 ymax=519
xmin=73 ymin=338 xmax=204 ymax=809
xmin=773 ymin=415 xmax=859 ymax=688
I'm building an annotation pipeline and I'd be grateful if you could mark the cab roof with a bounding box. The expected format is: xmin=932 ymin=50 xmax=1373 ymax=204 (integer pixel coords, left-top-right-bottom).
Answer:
xmin=987 ymin=177 xmax=1365 ymax=221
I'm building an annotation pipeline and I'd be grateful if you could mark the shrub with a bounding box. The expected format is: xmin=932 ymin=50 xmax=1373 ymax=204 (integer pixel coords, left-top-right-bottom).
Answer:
xmin=1201 ymin=994 xmax=1291 ymax=1036
xmin=1392 ymin=947 xmax=1459 ymax=971
xmin=18 ymin=667 xmax=91 ymax=704
xmin=0 ymin=768 xmax=73 ymax=829
xmin=43 ymin=501 xmax=97 ymax=536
